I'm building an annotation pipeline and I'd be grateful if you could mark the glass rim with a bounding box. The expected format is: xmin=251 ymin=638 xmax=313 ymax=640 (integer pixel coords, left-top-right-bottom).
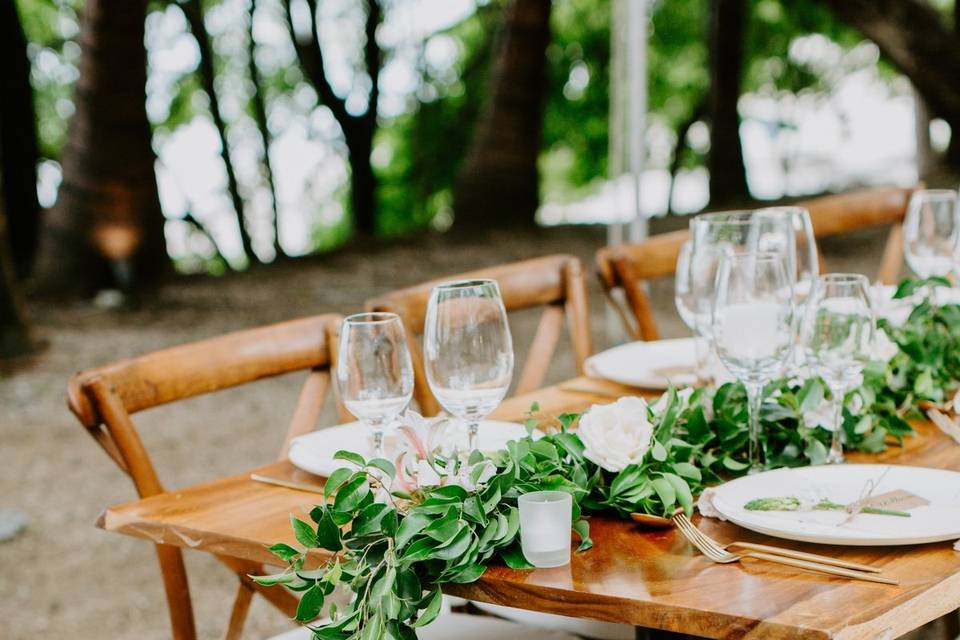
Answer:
xmin=518 ymin=490 xmax=572 ymax=505
xmin=431 ymin=278 xmax=499 ymax=291
xmin=754 ymin=205 xmax=811 ymax=217
xmin=691 ymin=209 xmax=755 ymax=225
xmin=342 ymin=311 xmax=401 ymax=325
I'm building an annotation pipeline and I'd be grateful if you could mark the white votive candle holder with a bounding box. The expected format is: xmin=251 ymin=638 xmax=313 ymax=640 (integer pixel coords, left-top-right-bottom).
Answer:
xmin=519 ymin=490 xmax=573 ymax=568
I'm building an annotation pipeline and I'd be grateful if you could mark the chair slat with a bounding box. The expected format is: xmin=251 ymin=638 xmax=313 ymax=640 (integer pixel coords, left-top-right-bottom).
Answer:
xmin=279 ymin=369 xmax=332 ymax=461
xmin=516 ymin=304 xmax=565 ymax=395
xmin=224 ymin=582 xmax=255 ymax=640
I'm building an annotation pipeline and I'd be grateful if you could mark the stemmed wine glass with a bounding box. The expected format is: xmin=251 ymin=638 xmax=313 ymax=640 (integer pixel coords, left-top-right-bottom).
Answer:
xmin=674 ymin=240 xmax=712 ymax=384
xmin=690 ymin=210 xmax=796 ymax=385
xmin=802 ymin=274 xmax=875 ymax=464
xmin=424 ymin=279 xmax=514 ymax=451
xmin=903 ymin=190 xmax=960 ymax=294
xmin=336 ymin=313 xmax=415 ymax=457
xmin=712 ymin=251 xmax=795 ymax=470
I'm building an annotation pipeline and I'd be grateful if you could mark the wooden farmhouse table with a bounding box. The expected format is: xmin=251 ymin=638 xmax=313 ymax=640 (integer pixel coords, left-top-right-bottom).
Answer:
xmin=97 ymin=376 xmax=960 ymax=639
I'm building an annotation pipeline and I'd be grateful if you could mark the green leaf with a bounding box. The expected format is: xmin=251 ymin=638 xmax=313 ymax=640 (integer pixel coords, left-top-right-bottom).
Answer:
xmin=332 ymin=475 xmax=370 ymax=513
xmin=661 ymin=472 xmax=693 ymax=515
xmin=268 ymin=542 xmax=300 ymax=562
xmin=573 ymin=519 xmax=592 ymax=551
xmin=315 ymin=510 xmax=342 ymax=552
xmin=291 ymin=515 xmax=318 ymax=548
xmin=323 ymin=467 xmax=353 ymax=501
xmin=333 ymin=450 xmax=366 ymax=467
xmin=295 ymin=584 xmax=325 ymax=621
xmin=251 ymin=570 xmax=297 ymax=586
xmin=500 ymin=542 xmax=534 ymax=569
xmin=432 ymin=528 xmax=473 ymax=560
xmin=366 ymin=458 xmax=397 ymax=479
xmin=412 ymin=589 xmax=443 ymax=628
xmin=395 ymin=511 xmax=433 ymax=549
xmin=650 ymin=476 xmax=676 ymax=509
xmin=651 ymin=440 xmax=668 ymax=462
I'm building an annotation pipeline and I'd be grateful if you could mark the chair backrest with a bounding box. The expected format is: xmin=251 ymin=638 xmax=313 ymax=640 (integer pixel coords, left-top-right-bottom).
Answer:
xmin=66 ymin=313 xmax=348 ymax=640
xmin=365 ymin=254 xmax=593 ymax=415
xmin=597 ymin=186 xmax=918 ymax=341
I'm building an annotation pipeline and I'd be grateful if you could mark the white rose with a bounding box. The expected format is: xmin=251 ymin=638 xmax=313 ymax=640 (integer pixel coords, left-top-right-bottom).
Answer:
xmin=578 ymin=396 xmax=654 ymax=472
xmin=872 ymin=328 xmax=899 ymax=363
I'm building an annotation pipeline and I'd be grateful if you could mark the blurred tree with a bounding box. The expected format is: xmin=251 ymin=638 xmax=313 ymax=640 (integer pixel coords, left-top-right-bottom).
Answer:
xmin=947 ymin=1 xmax=960 ymax=167
xmin=0 ymin=182 xmax=32 ymax=358
xmin=707 ymin=0 xmax=750 ymax=206
xmin=453 ymin=0 xmax=552 ymax=228
xmin=247 ymin=0 xmax=283 ymax=257
xmin=179 ymin=0 xmax=256 ymax=262
xmin=282 ymin=0 xmax=383 ymax=235
xmin=35 ymin=0 xmax=167 ymax=292
xmin=817 ymin=0 xmax=960 ymax=166
xmin=0 ymin=0 xmax=41 ymax=279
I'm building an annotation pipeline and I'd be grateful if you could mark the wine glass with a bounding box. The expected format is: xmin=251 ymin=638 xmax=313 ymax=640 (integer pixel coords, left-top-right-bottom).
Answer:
xmin=690 ymin=210 xmax=795 ymax=383
xmin=674 ymin=240 xmax=712 ymax=384
xmin=755 ymin=206 xmax=820 ymax=367
xmin=336 ymin=312 xmax=414 ymax=457
xmin=424 ymin=279 xmax=514 ymax=451
xmin=712 ymin=251 xmax=795 ymax=470
xmin=754 ymin=206 xmax=819 ymax=307
xmin=903 ymin=189 xmax=960 ymax=286
xmin=802 ymin=273 xmax=875 ymax=464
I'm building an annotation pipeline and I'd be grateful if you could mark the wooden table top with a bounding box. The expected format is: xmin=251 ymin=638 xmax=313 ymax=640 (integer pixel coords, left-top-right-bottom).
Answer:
xmin=97 ymin=376 xmax=960 ymax=639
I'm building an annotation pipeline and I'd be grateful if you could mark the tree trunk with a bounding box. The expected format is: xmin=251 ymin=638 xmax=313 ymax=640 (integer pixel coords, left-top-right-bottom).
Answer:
xmin=35 ymin=0 xmax=167 ymax=292
xmin=452 ymin=0 xmax=552 ymax=228
xmin=818 ymin=0 xmax=960 ymax=165
xmin=0 ymin=190 xmax=32 ymax=358
xmin=707 ymin=0 xmax=750 ymax=207
xmin=247 ymin=0 xmax=283 ymax=257
xmin=0 ymin=0 xmax=42 ymax=279
xmin=182 ymin=0 xmax=255 ymax=262
xmin=946 ymin=2 xmax=960 ymax=167
xmin=346 ymin=128 xmax=376 ymax=236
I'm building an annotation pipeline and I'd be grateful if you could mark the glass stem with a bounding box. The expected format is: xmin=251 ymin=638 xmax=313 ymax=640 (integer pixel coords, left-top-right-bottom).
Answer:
xmin=693 ymin=333 xmax=709 ymax=387
xmin=468 ymin=421 xmax=479 ymax=452
xmin=828 ymin=389 xmax=845 ymax=464
xmin=369 ymin=420 xmax=385 ymax=457
xmin=745 ymin=382 xmax=763 ymax=471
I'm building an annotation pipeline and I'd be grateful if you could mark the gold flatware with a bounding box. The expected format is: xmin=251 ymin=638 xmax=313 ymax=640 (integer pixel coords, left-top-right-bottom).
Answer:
xmin=725 ymin=540 xmax=882 ymax=574
xmin=673 ymin=513 xmax=897 ymax=585
xmin=630 ymin=507 xmax=682 ymax=529
xmin=250 ymin=473 xmax=325 ymax=495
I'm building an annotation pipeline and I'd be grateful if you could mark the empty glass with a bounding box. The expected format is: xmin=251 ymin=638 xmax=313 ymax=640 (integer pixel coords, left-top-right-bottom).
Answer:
xmin=754 ymin=206 xmax=819 ymax=308
xmin=336 ymin=312 xmax=414 ymax=457
xmin=713 ymin=251 xmax=795 ymax=469
xmin=424 ymin=279 xmax=514 ymax=451
xmin=903 ymin=189 xmax=960 ymax=281
xmin=519 ymin=491 xmax=572 ymax=568
xmin=674 ymin=240 xmax=711 ymax=384
xmin=802 ymin=273 xmax=875 ymax=464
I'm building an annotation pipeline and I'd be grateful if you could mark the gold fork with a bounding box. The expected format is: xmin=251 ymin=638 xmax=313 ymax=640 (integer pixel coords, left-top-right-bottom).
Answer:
xmin=673 ymin=513 xmax=898 ymax=585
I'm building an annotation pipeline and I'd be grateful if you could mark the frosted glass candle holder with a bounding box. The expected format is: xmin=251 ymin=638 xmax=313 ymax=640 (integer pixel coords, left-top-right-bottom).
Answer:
xmin=519 ymin=491 xmax=572 ymax=568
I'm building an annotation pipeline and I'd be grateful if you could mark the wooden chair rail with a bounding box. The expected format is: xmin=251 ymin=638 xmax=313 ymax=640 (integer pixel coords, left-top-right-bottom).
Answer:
xmin=366 ymin=254 xmax=594 ymax=415
xmin=597 ymin=186 xmax=918 ymax=341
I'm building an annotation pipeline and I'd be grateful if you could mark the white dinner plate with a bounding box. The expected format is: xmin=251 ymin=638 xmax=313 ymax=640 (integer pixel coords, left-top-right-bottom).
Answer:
xmin=709 ymin=464 xmax=960 ymax=546
xmin=584 ymin=338 xmax=698 ymax=389
xmin=288 ymin=420 xmax=532 ymax=477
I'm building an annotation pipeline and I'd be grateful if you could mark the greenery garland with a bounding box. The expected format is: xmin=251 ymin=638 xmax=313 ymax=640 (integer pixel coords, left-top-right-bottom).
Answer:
xmin=258 ymin=277 xmax=960 ymax=639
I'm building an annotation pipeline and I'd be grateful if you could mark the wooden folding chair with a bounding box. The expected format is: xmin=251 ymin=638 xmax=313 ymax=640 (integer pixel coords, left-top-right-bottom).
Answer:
xmin=66 ymin=314 xmax=351 ymax=640
xmin=597 ymin=186 xmax=919 ymax=341
xmin=365 ymin=255 xmax=593 ymax=416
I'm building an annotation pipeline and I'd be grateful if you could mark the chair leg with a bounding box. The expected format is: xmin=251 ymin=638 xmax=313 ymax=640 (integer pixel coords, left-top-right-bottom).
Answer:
xmin=156 ymin=543 xmax=197 ymax=640
xmin=224 ymin=581 xmax=256 ymax=640
xmin=944 ymin=609 xmax=959 ymax=640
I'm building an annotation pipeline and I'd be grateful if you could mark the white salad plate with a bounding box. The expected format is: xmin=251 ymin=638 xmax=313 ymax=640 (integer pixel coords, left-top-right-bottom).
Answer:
xmin=584 ymin=338 xmax=698 ymax=389
xmin=288 ymin=420 xmax=531 ymax=477
xmin=709 ymin=464 xmax=960 ymax=546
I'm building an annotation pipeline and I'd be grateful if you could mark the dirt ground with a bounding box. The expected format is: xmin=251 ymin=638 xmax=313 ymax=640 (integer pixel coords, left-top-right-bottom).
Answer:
xmin=1 ymin=221 xmax=951 ymax=639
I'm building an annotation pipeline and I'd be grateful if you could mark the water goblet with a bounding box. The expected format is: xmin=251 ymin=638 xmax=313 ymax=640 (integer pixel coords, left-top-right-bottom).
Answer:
xmin=424 ymin=279 xmax=514 ymax=451
xmin=336 ymin=312 xmax=415 ymax=457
